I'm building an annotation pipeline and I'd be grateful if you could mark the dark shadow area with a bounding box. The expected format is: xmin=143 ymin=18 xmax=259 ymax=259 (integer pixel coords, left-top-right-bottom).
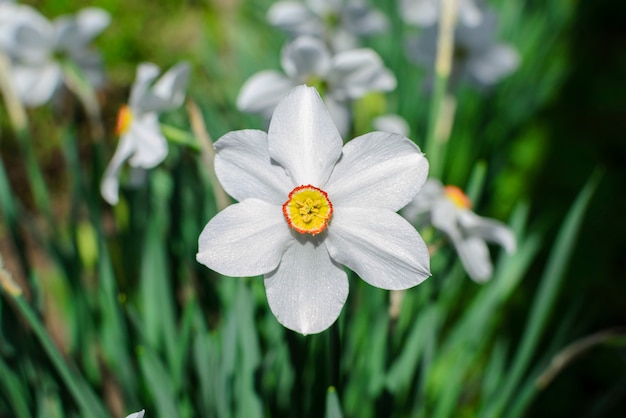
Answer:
xmin=529 ymin=0 xmax=626 ymax=415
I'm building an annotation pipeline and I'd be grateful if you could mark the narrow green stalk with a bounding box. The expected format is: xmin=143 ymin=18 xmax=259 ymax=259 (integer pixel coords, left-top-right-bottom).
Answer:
xmin=1 ymin=270 xmax=108 ymax=418
xmin=328 ymin=322 xmax=341 ymax=389
xmin=186 ymin=100 xmax=231 ymax=211
xmin=0 ymin=51 xmax=27 ymax=133
xmin=16 ymin=128 xmax=54 ymax=225
xmin=61 ymin=60 xmax=105 ymax=142
xmin=482 ymin=169 xmax=602 ymax=418
xmin=161 ymin=123 xmax=201 ymax=152
xmin=0 ymin=153 xmax=31 ymax=278
xmin=424 ymin=0 xmax=457 ymax=179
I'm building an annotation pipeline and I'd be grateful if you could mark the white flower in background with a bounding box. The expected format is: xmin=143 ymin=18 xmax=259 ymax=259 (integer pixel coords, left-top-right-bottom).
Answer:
xmin=0 ymin=4 xmax=110 ymax=106
xmin=198 ymin=85 xmax=430 ymax=335
xmin=101 ymin=62 xmax=190 ymax=205
xmin=402 ymin=178 xmax=516 ymax=282
xmin=125 ymin=410 xmax=145 ymax=418
xmin=399 ymin=0 xmax=483 ymax=28
xmin=372 ymin=114 xmax=410 ymax=136
xmin=268 ymin=0 xmax=388 ymax=51
xmin=237 ymin=35 xmax=396 ymax=136
xmin=407 ymin=9 xmax=519 ymax=89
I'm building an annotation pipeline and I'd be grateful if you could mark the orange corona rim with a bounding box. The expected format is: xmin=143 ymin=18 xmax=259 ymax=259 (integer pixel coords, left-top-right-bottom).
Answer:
xmin=115 ymin=105 xmax=133 ymax=136
xmin=282 ymin=185 xmax=333 ymax=235
xmin=444 ymin=185 xmax=472 ymax=209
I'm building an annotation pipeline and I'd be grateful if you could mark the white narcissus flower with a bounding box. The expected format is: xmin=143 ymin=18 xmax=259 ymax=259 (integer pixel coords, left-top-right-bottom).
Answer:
xmin=125 ymin=410 xmax=145 ymax=418
xmin=0 ymin=4 xmax=110 ymax=106
xmin=407 ymin=9 xmax=519 ymax=90
xmin=268 ymin=0 xmax=388 ymax=51
xmin=399 ymin=0 xmax=483 ymax=28
xmin=197 ymin=85 xmax=431 ymax=335
xmin=101 ymin=62 xmax=190 ymax=205
xmin=402 ymin=178 xmax=516 ymax=282
xmin=237 ymin=36 xmax=396 ymax=136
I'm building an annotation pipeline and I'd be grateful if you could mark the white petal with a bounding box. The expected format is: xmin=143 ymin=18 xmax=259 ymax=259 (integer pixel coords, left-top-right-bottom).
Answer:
xmin=457 ymin=210 xmax=516 ymax=253
xmin=399 ymin=0 xmax=437 ymax=27
xmin=306 ymin=0 xmax=340 ymax=16
xmin=125 ymin=410 xmax=145 ymax=418
xmin=468 ymin=44 xmax=520 ymax=86
xmin=268 ymin=85 xmax=343 ymax=186
xmin=324 ymin=132 xmax=428 ymax=211
xmin=100 ymin=134 xmax=136 ymax=205
xmin=401 ymin=178 xmax=443 ymax=223
xmin=128 ymin=63 xmax=160 ymax=109
xmin=265 ymin=237 xmax=348 ymax=335
xmin=372 ymin=114 xmax=410 ymax=136
xmin=9 ymin=7 xmax=54 ymax=64
xmin=75 ymin=7 xmax=111 ymax=40
xmin=267 ymin=1 xmax=323 ymax=36
xmin=328 ymin=48 xmax=396 ymax=100
xmin=325 ymin=207 xmax=430 ymax=289
xmin=281 ymin=36 xmax=330 ymax=80
xmin=214 ymin=129 xmax=293 ymax=204
xmin=459 ymin=0 xmax=483 ymax=27
xmin=127 ymin=114 xmax=168 ymax=168
xmin=323 ymin=95 xmax=351 ymax=138
xmin=134 ymin=62 xmax=190 ymax=113
xmin=197 ymin=199 xmax=292 ymax=277
xmin=454 ymin=237 xmax=493 ymax=282
xmin=236 ymin=70 xmax=295 ymax=117
xmin=342 ymin=2 xmax=388 ymax=35
xmin=12 ymin=62 xmax=61 ymax=107
xmin=430 ymin=198 xmax=460 ymax=237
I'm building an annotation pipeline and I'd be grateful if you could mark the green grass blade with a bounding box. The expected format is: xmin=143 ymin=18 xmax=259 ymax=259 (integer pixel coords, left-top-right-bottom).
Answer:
xmin=482 ymin=169 xmax=603 ymax=417
xmin=325 ymin=386 xmax=344 ymax=418
xmin=0 ymin=356 xmax=31 ymax=418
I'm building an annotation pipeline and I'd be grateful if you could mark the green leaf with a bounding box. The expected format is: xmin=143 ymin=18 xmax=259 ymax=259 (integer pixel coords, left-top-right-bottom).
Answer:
xmin=325 ymin=386 xmax=344 ymax=418
xmin=481 ymin=169 xmax=603 ymax=418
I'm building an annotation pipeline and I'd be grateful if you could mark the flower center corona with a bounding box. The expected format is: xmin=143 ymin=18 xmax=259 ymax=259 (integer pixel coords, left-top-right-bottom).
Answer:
xmin=444 ymin=185 xmax=472 ymax=209
xmin=283 ymin=185 xmax=333 ymax=235
xmin=115 ymin=105 xmax=133 ymax=136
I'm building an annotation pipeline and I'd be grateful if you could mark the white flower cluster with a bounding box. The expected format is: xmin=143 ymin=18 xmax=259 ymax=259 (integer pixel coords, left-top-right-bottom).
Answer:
xmin=0 ymin=2 xmax=110 ymax=106
xmin=237 ymin=0 xmax=399 ymax=137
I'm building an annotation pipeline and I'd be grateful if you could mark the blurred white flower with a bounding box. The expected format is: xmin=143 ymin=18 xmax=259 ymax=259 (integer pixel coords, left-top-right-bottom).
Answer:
xmin=198 ymin=85 xmax=430 ymax=335
xmin=125 ymin=410 xmax=145 ymax=418
xmin=237 ymin=35 xmax=396 ymax=136
xmin=268 ymin=0 xmax=388 ymax=51
xmin=407 ymin=9 xmax=519 ymax=89
xmin=101 ymin=62 xmax=190 ymax=205
xmin=372 ymin=114 xmax=410 ymax=136
xmin=0 ymin=4 xmax=110 ymax=106
xmin=399 ymin=0 xmax=483 ymax=28
xmin=402 ymin=178 xmax=516 ymax=282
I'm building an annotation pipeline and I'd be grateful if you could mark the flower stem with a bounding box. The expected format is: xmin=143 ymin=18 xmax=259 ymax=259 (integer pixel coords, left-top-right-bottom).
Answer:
xmin=0 ymin=51 xmax=28 ymax=133
xmin=425 ymin=0 xmax=457 ymax=179
xmin=328 ymin=322 xmax=341 ymax=390
xmin=186 ymin=100 xmax=231 ymax=211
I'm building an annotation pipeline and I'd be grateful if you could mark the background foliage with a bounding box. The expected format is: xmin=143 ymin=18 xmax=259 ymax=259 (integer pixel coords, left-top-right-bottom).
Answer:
xmin=0 ymin=0 xmax=624 ymax=417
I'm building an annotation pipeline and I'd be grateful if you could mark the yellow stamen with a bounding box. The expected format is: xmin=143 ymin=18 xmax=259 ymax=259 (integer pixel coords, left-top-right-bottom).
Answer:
xmin=115 ymin=105 xmax=133 ymax=136
xmin=444 ymin=185 xmax=472 ymax=209
xmin=283 ymin=185 xmax=333 ymax=235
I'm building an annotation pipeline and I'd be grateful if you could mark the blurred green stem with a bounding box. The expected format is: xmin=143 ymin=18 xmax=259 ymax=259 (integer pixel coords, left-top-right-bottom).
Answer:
xmin=1 ymin=262 xmax=109 ymax=418
xmin=187 ymin=100 xmax=231 ymax=211
xmin=62 ymin=60 xmax=105 ymax=142
xmin=0 ymin=51 xmax=27 ymax=133
xmin=0 ymin=55 xmax=54 ymax=225
xmin=425 ymin=0 xmax=457 ymax=179
xmin=161 ymin=123 xmax=201 ymax=152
